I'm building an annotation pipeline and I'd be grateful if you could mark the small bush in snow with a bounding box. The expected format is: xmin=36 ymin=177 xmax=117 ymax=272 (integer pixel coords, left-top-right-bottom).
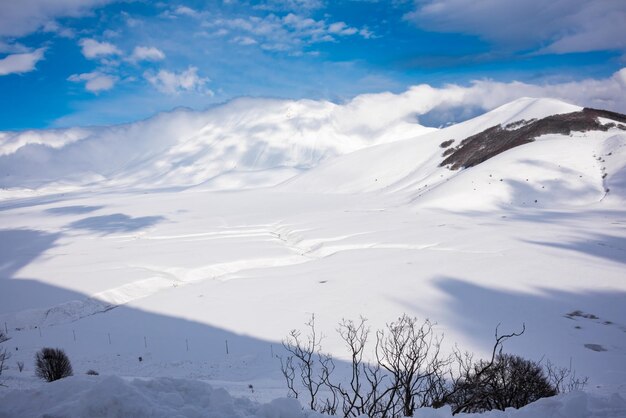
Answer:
xmin=34 ymin=347 xmax=73 ymax=382
xmin=0 ymin=347 xmax=10 ymax=387
xmin=86 ymin=369 xmax=99 ymax=376
xmin=448 ymin=353 xmax=556 ymax=413
xmin=17 ymin=361 xmax=24 ymax=372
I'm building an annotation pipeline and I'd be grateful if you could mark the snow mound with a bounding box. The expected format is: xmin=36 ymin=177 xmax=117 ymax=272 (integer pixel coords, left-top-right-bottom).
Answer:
xmin=415 ymin=391 xmax=626 ymax=418
xmin=0 ymin=376 xmax=624 ymax=418
xmin=0 ymin=376 xmax=323 ymax=418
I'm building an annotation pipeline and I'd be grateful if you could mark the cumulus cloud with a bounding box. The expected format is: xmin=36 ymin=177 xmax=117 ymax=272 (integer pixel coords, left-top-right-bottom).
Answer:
xmin=328 ymin=22 xmax=358 ymax=36
xmin=68 ymin=71 xmax=117 ymax=93
xmin=0 ymin=0 xmax=114 ymax=38
xmin=406 ymin=0 xmax=626 ymax=53
xmin=334 ymin=68 xmax=626 ymax=132
xmin=144 ymin=66 xmax=212 ymax=95
xmin=0 ymin=48 xmax=46 ymax=76
xmin=79 ymin=38 xmax=122 ymax=59
xmin=130 ymin=46 xmax=165 ymax=62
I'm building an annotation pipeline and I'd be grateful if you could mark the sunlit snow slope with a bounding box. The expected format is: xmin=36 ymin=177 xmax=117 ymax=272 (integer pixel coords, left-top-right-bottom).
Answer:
xmin=1 ymin=96 xmax=625 ymax=403
xmin=0 ymin=97 xmax=433 ymax=191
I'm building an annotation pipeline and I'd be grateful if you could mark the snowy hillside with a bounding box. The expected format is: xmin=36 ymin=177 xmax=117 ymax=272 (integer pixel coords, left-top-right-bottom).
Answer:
xmin=1 ymin=96 xmax=625 ymax=415
xmin=283 ymin=98 xmax=626 ymax=210
xmin=0 ymin=97 xmax=434 ymax=192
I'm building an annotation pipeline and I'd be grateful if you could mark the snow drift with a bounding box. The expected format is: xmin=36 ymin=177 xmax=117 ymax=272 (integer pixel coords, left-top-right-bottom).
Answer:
xmin=0 ymin=375 xmax=624 ymax=418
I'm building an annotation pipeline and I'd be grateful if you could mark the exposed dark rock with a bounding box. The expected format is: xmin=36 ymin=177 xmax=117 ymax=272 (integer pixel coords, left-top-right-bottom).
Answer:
xmin=440 ymin=139 xmax=455 ymax=148
xmin=440 ymin=108 xmax=626 ymax=170
xmin=441 ymin=147 xmax=455 ymax=157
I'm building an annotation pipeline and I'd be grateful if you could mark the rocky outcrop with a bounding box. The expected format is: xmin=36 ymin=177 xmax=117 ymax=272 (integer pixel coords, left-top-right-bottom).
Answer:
xmin=440 ymin=108 xmax=626 ymax=170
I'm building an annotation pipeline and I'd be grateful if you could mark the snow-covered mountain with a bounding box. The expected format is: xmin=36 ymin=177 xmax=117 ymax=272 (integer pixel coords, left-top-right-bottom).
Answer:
xmin=1 ymin=96 xmax=625 ymax=412
xmin=0 ymin=97 xmax=434 ymax=191
xmin=3 ymin=97 xmax=624 ymax=211
xmin=284 ymin=98 xmax=626 ymax=209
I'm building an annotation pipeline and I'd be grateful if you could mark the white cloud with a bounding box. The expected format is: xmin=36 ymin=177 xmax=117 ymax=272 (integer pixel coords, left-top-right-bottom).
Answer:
xmin=174 ymin=6 xmax=200 ymax=17
xmin=254 ymin=0 xmax=325 ymax=12
xmin=130 ymin=46 xmax=166 ymax=62
xmin=334 ymin=67 xmax=626 ymax=132
xmin=121 ymin=11 xmax=143 ymax=28
xmin=144 ymin=66 xmax=212 ymax=95
xmin=0 ymin=0 xmax=114 ymax=38
xmin=160 ymin=5 xmax=206 ymax=19
xmin=234 ymin=36 xmax=258 ymax=46
xmin=204 ymin=12 xmax=373 ymax=53
xmin=406 ymin=0 xmax=626 ymax=53
xmin=79 ymin=38 xmax=122 ymax=59
xmin=0 ymin=48 xmax=46 ymax=76
xmin=42 ymin=20 xmax=75 ymax=38
xmin=0 ymin=41 xmax=29 ymax=54
xmin=68 ymin=71 xmax=117 ymax=93
xmin=328 ymin=22 xmax=358 ymax=36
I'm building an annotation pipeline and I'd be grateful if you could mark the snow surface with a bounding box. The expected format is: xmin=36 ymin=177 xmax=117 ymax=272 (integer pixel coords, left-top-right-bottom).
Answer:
xmin=0 ymin=96 xmax=625 ymax=415
xmin=0 ymin=375 xmax=624 ymax=418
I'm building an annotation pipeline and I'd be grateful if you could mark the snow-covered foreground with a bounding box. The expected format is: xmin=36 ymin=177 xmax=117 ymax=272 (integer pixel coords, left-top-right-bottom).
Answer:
xmin=1 ymin=375 xmax=625 ymax=418
xmin=0 ymin=96 xmax=625 ymax=415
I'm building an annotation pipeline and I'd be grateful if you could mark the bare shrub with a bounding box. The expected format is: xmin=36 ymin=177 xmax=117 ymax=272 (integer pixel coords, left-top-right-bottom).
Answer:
xmin=280 ymin=316 xmax=572 ymax=417
xmin=35 ymin=347 xmax=73 ymax=382
xmin=17 ymin=361 xmax=24 ymax=372
xmin=375 ymin=315 xmax=451 ymax=416
xmin=449 ymin=353 xmax=556 ymax=413
xmin=280 ymin=314 xmax=337 ymax=414
xmin=329 ymin=317 xmax=394 ymax=418
xmin=545 ymin=359 xmax=588 ymax=393
xmin=0 ymin=347 xmax=10 ymax=387
xmin=86 ymin=369 xmax=99 ymax=376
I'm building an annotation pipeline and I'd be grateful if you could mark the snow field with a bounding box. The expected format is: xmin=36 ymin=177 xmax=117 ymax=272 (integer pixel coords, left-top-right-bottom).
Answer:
xmin=0 ymin=97 xmax=625 ymax=415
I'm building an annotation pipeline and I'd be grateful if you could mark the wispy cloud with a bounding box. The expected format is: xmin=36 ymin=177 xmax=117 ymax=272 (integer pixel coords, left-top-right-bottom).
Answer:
xmin=0 ymin=48 xmax=45 ymax=76
xmin=144 ymin=66 xmax=212 ymax=95
xmin=0 ymin=0 xmax=116 ymax=38
xmin=0 ymin=41 xmax=30 ymax=54
xmin=253 ymin=0 xmax=325 ymax=12
xmin=203 ymin=12 xmax=373 ymax=53
xmin=405 ymin=0 xmax=626 ymax=53
xmin=160 ymin=5 xmax=206 ymax=19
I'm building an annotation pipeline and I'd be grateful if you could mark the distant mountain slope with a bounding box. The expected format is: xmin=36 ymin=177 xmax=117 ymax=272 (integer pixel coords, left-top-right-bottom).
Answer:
xmin=2 ymin=95 xmax=624 ymax=211
xmin=0 ymin=97 xmax=433 ymax=192
xmin=283 ymin=98 xmax=626 ymax=210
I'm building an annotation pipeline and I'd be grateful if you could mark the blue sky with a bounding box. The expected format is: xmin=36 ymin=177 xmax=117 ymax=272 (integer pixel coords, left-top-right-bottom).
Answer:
xmin=1 ymin=0 xmax=625 ymax=130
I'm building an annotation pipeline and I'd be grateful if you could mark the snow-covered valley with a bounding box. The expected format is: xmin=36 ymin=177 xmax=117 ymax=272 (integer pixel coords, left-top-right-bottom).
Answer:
xmin=1 ymin=96 xmax=625 ymax=416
